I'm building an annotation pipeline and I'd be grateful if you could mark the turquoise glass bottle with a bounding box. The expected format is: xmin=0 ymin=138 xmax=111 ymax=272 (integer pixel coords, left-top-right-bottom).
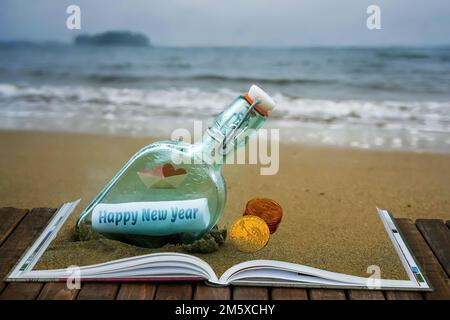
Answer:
xmin=76 ymin=85 xmax=276 ymax=248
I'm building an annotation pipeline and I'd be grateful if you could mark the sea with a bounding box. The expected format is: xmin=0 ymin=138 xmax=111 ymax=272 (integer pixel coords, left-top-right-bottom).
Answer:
xmin=0 ymin=43 xmax=449 ymax=153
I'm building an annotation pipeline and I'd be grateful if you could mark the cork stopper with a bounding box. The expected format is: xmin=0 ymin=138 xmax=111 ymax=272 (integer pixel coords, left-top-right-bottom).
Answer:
xmin=248 ymin=84 xmax=276 ymax=113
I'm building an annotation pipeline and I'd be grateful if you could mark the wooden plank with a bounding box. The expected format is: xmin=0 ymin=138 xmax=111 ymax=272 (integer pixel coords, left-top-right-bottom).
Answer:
xmin=416 ymin=219 xmax=450 ymax=278
xmin=309 ymin=289 xmax=346 ymax=300
xmin=0 ymin=207 xmax=55 ymax=294
xmin=271 ymin=288 xmax=308 ymax=300
xmin=154 ymin=284 xmax=193 ymax=300
xmin=194 ymin=284 xmax=231 ymax=300
xmin=37 ymin=282 xmax=79 ymax=300
xmin=116 ymin=283 xmax=157 ymax=300
xmin=347 ymin=290 xmax=385 ymax=300
xmin=0 ymin=282 xmax=43 ymax=300
xmin=77 ymin=283 xmax=119 ymax=300
xmin=396 ymin=218 xmax=450 ymax=300
xmin=0 ymin=208 xmax=28 ymax=246
xmin=385 ymin=291 xmax=423 ymax=300
xmin=232 ymin=286 xmax=269 ymax=300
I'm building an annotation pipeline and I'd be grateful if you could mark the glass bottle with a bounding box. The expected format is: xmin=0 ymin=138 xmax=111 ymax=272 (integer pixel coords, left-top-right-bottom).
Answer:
xmin=76 ymin=85 xmax=276 ymax=248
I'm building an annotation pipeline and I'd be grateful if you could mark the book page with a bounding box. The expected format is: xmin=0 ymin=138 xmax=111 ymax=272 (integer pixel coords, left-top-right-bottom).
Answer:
xmin=34 ymin=144 xmax=411 ymax=281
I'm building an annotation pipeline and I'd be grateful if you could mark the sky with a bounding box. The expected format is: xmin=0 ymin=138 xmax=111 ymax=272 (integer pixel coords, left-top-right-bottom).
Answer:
xmin=0 ymin=0 xmax=449 ymax=46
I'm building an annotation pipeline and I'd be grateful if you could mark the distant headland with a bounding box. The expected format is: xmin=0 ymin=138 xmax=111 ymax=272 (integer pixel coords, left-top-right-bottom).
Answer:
xmin=74 ymin=31 xmax=151 ymax=47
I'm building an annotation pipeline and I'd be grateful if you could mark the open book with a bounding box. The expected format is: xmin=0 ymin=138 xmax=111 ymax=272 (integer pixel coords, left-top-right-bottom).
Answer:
xmin=7 ymin=200 xmax=431 ymax=290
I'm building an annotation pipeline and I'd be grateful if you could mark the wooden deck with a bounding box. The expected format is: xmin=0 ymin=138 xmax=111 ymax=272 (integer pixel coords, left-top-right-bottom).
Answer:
xmin=0 ymin=207 xmax=449 ymax=300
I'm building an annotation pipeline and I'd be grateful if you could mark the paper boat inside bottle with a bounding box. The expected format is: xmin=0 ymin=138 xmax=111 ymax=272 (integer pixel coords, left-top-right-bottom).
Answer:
xmin=137 ymin=163 xmax=187 ymax=189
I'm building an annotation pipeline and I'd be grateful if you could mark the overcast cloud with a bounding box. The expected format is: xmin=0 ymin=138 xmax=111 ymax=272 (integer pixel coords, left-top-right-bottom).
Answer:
xmin=0 ymin=0 xmax=449 ymax=46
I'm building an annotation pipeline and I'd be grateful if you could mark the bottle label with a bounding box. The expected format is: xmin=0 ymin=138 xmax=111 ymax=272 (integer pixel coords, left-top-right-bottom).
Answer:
xmin=92 ymin=198 xmax=211 ymax=236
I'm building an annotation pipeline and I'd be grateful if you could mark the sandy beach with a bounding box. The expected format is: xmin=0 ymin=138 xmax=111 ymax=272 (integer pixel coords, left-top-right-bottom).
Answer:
xmin=2 ymin=129 xmax=450 ymax=278
xmin=2 ymin=130 xmax=449 ymax=219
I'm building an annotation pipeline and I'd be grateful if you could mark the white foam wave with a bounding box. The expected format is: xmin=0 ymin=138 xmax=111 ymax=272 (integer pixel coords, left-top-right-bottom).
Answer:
xmin=0 ymin=83 xmax=449 ymax=152
xmin=1 ymin=83 xmax=449 ymax=128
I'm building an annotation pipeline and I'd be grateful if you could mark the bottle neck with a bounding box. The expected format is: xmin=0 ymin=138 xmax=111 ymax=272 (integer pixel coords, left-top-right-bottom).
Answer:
xmin=195 ymin=95 xmax=267 ymax=166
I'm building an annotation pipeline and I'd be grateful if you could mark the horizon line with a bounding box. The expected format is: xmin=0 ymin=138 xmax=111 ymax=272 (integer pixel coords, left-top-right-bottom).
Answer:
xmin=1 ymin=39 xmax=450 ymax=49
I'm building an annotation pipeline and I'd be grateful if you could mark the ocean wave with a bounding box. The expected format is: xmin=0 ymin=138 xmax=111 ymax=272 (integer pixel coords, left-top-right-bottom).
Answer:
xmin=1 ymin=83 xmax=449 ymax=130
xmin=17 ymin=68 xmax=336 ymax=86
xmin=376 ymin=51 xmax=431 ymax=60
xmin=186 ymin=75 xmax=336 ymax=85
xmin=1 ymin=83 xmax=450 ymax=152
xmin=84 ymin=73 xmax=337 ymax=86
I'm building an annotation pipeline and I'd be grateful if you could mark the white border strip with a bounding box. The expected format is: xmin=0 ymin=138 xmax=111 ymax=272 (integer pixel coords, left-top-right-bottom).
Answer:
xmin=376 ymin=207 xmax=429 ymax=289
xmin=8 ymin=199 xmax=80 ymax=278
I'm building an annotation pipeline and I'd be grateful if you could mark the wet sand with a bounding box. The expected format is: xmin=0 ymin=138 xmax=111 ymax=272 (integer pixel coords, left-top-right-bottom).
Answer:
xmin=2 ymin=130 xmax=450 ymax=278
